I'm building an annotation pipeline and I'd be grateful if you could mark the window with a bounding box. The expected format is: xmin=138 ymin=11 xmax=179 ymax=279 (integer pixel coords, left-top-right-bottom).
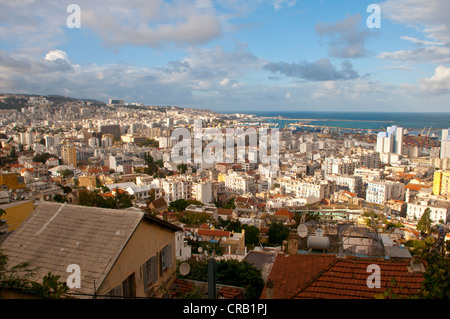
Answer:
xmin=160 ymin=243 xmax=173 ymax=274
xmin=107 ymin=285 xmax=123 ymax=298
xmin=143 ymin=255 xmax=158 ymax=291
xmin=122 ymin=273 xmax=136 ymax=298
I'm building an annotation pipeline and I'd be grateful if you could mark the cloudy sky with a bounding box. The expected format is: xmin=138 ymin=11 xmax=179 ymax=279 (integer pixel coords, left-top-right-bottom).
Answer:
xmin=0 ymin=0 xmax=449 ymax=112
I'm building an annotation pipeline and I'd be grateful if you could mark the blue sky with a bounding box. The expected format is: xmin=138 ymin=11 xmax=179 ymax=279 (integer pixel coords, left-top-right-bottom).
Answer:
xmin=1 ymin=0 xmax=449 ymax=113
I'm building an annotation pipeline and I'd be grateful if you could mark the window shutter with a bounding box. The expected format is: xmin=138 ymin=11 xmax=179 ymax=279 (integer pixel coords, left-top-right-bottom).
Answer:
xmin=167 ymin=243 xmax=173 ymax=268
xmin=143 ymin=261 xmax=149 ymax=291
xmin=151 ymin=255 xmax=158 ymax=283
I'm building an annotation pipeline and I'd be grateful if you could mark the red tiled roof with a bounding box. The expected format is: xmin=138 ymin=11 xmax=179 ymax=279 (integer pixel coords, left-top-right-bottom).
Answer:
xmin=275 ymin=209 xmax=294 ymax=219
xmin=405 ymin=184 xmax=431 ymax=191
xmin=261 ymin=254 xmax=424 ymax=299
xmin=292 ymin=257 xmax=424 ymax=299
xmin=260 ymin=254 xmax=336 ymax=299
xmin=217 ymin=208 xmax=233 ymax=216
xmin=218 ymin=286 xmax=245 ymax=299
xmin=171 ymin=279 xmax=195 ymax=298
xmin=197 ymin=229 xmax=231 ymax=237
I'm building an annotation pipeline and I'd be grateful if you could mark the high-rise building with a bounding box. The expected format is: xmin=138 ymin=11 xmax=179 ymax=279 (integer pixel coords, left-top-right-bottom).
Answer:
xmin=441 ymin=128 xmax=450 ymax=159
xmin=61 ymin=145 xmax=77 ymax=167
xmin=19 ymin=131 xmax=34 ymax=146
xmin=376 ymin=126 xmax=403 ymax=155
xmin=433 ymin=170 xmax=450 ymax=197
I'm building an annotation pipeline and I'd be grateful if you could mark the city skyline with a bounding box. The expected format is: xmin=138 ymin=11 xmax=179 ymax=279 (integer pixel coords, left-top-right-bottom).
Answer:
xmin=1 ymin=1 xmax=450 ymax=112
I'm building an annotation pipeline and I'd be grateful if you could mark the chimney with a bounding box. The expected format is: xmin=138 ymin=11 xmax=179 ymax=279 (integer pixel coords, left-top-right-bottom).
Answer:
xmin=408 ymin=256 xmax=426 ymax=273
xmin=286 ymin=232 xmax=299 ymax=255
xmin=163 ymin=211 xmax=168 ymax=222
xmin=265 ymin=279 xmax=274 ymax=299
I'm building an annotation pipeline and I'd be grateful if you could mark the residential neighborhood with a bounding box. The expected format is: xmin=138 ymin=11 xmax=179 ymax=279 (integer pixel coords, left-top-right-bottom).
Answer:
xmin=0 ymin=94 xmax=449 ymax=302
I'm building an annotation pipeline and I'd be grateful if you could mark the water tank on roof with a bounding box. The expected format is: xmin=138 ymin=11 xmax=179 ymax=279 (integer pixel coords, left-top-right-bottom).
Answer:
xmin=307 ymin=236 xmax=330 ymax=250
xmin=307 ymin=229 xmax=330 ymax=250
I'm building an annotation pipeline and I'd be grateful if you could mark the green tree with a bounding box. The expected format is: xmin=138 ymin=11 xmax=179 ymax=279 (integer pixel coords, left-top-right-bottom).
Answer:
xmin=417 ymin=208 xmax=432 ymax=235
xmin=178 ymin=212 xmax=214 ymax=227
xmin=241 ymin=224 xmax=261 ymax=246
xmin=178 ymin=258 xmax=264 ymax=299
xmin=267 ymin=222 xmax=290 ymax=246
xmin=8 ymin=147 xmax=16 ymax=160
xmin=0 ymin=250 xmax=37 ymax=291
xmin=177 ymin=163 xmax=188 ymax=174
xmin=53 ymin=194 xmax=67 ymax=203
xmin=32 ymin=152 xmax=54 ymax=164
xmin=31 ymin=272 xmax=69 ymax=299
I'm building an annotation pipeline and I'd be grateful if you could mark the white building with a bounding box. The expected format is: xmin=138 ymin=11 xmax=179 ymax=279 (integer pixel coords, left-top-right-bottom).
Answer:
xmin=325 ymin=174 xmax=363 ymax=195
xmin=354 ymin=167 xmax=383 ymax=182
xmin=106 ymin=182 xmax=152 ymax=201
xmin=225 ymin=172 xmax=255 ymax=195
xmin=376 ymin=126 xmax=404 ymax=155
xmin=44 ymin=135 xmax=60 ymax=149
xmin=281 ymin=178 xmax=329 ymax=200
xmin=175 ymin=230 xmax=191 ymax=261
xmin=441 ymin=128 xmax=450 ymax=159
xmin=191 ymin=181 xmax=216 ymax=205
xmin=366 ymin=181 xmax=405 ymax=205
xmin=406 ymin=198 xmax=450 ymax=224
xmin=101 ymin=135 xmax=113 ymax=148
xmin=161 ymin=178 xmax=192 ymax=203
xmin=20 ymin=131 xmax=34 ymax=146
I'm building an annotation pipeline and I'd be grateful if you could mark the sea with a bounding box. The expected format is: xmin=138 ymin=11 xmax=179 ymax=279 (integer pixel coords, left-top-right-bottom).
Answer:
xmin=233 ymin=111 xmax=450 ymax=136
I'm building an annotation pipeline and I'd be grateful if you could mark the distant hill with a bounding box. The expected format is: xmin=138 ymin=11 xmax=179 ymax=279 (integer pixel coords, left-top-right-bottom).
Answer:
xmin=0 ymin=93 xmax=106 ymax=110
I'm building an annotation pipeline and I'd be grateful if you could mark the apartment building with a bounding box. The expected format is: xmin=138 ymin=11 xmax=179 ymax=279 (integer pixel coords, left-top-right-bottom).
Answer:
xmin=325 ymin=174 xmax=363 ymax=195
xmin=406 ymin=198 xmax=450 ymax=224
xmin=61 ymin=145 xmax=77 ymax=167
xmin=281 ymin=178 xmax=329 ymax=200
xmin=225 ymin=172 xmax=255 ymax=195
xmin=191 ymin=181 xmax=217 ymax=205
xmin=432 ymin=170 xmax=450 ymax=197
xmin=161 ymin=177 xmax=192 ymax=203
xmin=365 ymin=181 xmax=405 ymax=205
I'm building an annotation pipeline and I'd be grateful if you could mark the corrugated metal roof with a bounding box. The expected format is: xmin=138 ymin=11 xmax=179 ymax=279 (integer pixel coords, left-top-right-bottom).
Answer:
xmin=0 ymin=201 xmax=144 ymax=298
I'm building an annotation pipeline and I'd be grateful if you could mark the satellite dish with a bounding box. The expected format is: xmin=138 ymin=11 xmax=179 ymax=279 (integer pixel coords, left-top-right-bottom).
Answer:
xmin=179 ymin=262 xmax=191 ymax=276
xmin=315 ymin=228 xmax=324 ymax=237
xmin=198 ymin=247 xmax=203 ymax=253
xmin=297 ymin=224 xmax=308 ymax=238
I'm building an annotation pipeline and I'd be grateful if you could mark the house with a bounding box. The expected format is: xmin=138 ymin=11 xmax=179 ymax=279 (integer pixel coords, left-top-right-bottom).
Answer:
xmin=217 ymin=208 xmax=233 ymax=221
xmin=0 ymin=201 xmax=183 ymax=299
xmin=149 ymin=197 xmax=169 ymax=213
xmin=0 ymin=200 xmax=35 ymax=231
xmin=260 ymin=253 xmax=424 ymax=299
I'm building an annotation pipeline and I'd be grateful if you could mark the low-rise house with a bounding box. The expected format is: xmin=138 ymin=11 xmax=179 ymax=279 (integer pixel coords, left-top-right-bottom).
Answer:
xmin=0 ymin=201 xmax=183 ymax=299
xmin=149 ymin=197 xmax=168 ymax=213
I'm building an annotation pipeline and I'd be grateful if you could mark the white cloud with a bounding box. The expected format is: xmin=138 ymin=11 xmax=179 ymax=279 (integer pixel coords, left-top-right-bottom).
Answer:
xmin=272 ymin=0 xmax=297 ymax=11
xmin=377 ymin=46 xmax=450 ymax=64
xmin=380 ymin=0 xmax=450 ymax=43
xmin=419 ymin=65 xmax=450 ymax=94
xmin=400 ymin=36 xmax=444 ymax=46
xmin=379 ymin=0 xmax=450 ymax=65
xmin=44 ymin=50 xmax=69 ymax=62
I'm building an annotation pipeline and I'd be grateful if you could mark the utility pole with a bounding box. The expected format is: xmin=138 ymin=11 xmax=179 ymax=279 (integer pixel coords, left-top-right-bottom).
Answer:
xmin=208 ymin=258 xmax=216 ymax=299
